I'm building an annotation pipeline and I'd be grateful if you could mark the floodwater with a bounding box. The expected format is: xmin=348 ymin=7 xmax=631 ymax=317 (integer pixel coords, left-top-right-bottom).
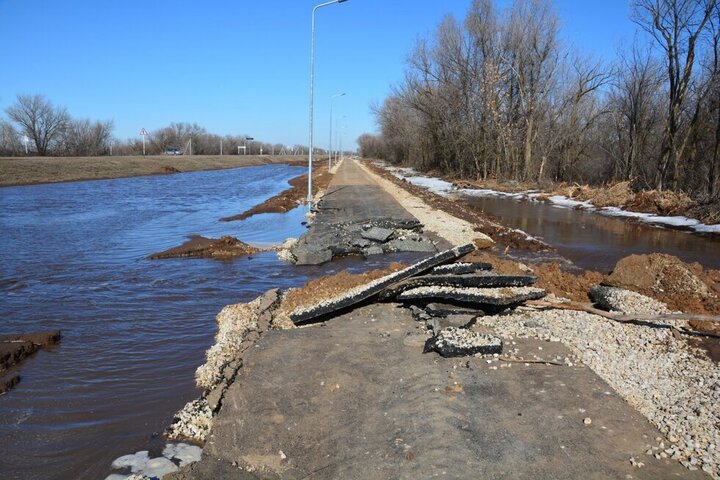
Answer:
xmin=0 ymin=165 xmax=403 ymax=480
xmin=461 ymin=194 xmax=720 ymax=271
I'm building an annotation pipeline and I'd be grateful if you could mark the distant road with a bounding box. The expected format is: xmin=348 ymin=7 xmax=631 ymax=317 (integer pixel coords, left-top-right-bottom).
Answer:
xmin=0 ymin=155 xmax=307 ymax=187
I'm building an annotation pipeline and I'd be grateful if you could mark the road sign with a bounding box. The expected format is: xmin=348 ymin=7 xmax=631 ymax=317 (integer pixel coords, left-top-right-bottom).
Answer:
xmin=139 ymin=128 xmax=148 ymax=136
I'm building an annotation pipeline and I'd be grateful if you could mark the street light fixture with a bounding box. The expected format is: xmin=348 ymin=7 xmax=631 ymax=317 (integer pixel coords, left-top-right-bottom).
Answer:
xmin=329 ymin=92 xmax=346 ymax=168
xmin=307 ymin=0 xmax=349 ymax=206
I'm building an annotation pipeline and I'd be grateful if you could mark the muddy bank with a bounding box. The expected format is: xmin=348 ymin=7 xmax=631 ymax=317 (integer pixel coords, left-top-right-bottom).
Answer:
xmin=446 ymin=173 xmax=719 ymax=227
xmin=0 ymin=155 xmax=307 ymax=187
xmin=1 ymin=331 xmax=61 ymax=394
xmin=220 ymin=165 xmax=333 ymax=222
xmin=149 ymin=236 xmax=262 ymax=260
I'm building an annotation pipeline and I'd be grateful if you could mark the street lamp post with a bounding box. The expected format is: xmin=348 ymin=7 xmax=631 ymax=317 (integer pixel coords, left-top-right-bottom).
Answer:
xmin=307 ymin=0 xmax=349 ymax=205
xmin=329 ymin=92 xmax=345 ymax=168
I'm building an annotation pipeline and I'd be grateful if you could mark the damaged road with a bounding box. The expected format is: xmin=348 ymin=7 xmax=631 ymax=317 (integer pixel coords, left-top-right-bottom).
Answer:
xmin=289 ymin=161 xmax=448 ymax=265
xmin=169 ymin=302 xmax=700 ymax=480
xmin=164 ymin=160 xmax=717 ymax=479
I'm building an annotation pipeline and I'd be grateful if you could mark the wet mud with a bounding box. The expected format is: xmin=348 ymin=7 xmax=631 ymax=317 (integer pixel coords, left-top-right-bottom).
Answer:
xmin=149 ymin=236 xmax=262 ymax=260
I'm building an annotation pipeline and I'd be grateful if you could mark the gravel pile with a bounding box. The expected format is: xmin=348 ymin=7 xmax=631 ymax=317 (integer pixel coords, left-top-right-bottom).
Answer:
xmin=425 ymin=326 xmax=502 ymax=357
xmin=590 ymin=285 xmax=672 ymax=315
xmin=195 ymin=289 xmax=280 ymax=390
xmin=165 ymin=397 xmax=213 ymax=443
xmin=477 ymin=308 xmax=719 ymax=477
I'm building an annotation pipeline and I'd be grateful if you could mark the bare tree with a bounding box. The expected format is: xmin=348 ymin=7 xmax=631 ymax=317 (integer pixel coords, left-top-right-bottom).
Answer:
xmin=0 ymin=120 xmax=22 ymax=155
xmin=62 ymin=118 xmax=114 ymax=156
xmin=609 ymin=42 xmax=664 ymax=184
xmin=5 ymin=94 xmax=70 ymax=156
xmin=633 ymin=0 xmax=715 ymax=189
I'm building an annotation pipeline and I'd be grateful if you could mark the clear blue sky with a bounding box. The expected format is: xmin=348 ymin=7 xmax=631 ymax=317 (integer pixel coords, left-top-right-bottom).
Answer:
xmin=0 ymin=0 xmax=637 ymax=149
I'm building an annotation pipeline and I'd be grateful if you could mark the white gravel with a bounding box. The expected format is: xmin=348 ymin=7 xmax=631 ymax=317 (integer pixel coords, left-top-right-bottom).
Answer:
xmin=477 ymin=308 xmax=720 ymax=478
xmin=590 ymin=285 xmax=672 ymax=315
xmin=396 ymin=286 xmax=546 ymax=304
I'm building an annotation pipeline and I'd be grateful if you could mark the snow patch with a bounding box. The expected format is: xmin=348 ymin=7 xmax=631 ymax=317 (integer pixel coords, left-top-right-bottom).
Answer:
xmin=377 ymin=162 xmax=720 ymax=235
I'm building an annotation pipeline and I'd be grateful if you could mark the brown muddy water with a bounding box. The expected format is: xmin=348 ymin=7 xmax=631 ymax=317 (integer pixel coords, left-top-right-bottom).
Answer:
xmin=461 ymin=194 xmax=720 ymax=271
xmin=0 ymin=165 xmax=423 ymax=480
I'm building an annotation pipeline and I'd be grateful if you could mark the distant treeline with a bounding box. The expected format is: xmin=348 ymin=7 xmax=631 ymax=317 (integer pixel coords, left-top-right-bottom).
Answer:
xmin=0 ymin=94 xmax=308 ymax=157
xmin=358 ymin=0 xmax=720 ymax=200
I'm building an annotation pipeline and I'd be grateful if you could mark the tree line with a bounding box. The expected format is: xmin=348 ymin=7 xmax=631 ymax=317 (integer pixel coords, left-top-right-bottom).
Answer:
xmin=358 ymin=0 xmax=720 ymax=200
xmin=0 ymin=94 xmax=299 ymax=157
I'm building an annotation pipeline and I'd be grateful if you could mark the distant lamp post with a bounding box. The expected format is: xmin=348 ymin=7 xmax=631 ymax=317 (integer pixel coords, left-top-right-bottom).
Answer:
xmin=307 ymin=0 xmax=349 ymax=206
xmin=329 ymin=92 xmax=345 ymax=168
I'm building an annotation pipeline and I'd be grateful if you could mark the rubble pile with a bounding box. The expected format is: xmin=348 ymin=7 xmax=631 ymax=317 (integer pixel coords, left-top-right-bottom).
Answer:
xmin=289 ymin=217 xmax=438 ymax=265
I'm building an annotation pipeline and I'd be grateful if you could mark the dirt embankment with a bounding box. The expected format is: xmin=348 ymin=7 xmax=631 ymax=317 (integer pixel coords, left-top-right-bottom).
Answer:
xmin=220 ymin=164 xmax=333 ymax=222
xmin=149 ymin=236 xmax=262 ymax=260
xmin=0 ymin=155 xmax=308 ymax=187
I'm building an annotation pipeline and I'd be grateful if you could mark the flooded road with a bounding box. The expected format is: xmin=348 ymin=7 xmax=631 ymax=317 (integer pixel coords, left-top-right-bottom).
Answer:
xmin=461 ymin=194 xmax=720 ymax=271
xmin=0 ymin=165 xmax=395 ymax=480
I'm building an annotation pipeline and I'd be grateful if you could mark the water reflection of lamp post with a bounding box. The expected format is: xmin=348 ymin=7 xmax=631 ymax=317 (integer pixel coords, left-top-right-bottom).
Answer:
xmin=307 ymin=0 xmax=349 ymax=205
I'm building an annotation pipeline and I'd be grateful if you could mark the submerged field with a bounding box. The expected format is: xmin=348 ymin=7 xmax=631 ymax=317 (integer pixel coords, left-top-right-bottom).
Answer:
xmin=0 ymin=154 xmax=307 ymax=186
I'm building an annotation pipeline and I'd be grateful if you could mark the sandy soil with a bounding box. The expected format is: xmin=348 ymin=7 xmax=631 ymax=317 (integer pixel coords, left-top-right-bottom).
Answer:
xmin=148 ymin=236 xmax=262 ymax=260
xmin=220 ymin=165 xmax=333 ymax=222
xmin=0 ymin=155 xmax=308 ymax=187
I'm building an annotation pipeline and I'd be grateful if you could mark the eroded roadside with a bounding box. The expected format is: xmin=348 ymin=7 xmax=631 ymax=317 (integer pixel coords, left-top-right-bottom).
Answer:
xmin=112 ymin=159 xmax=719 ymax=479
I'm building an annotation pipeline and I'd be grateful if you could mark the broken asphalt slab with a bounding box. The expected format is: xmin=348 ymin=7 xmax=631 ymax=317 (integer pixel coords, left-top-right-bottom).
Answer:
xmin=378 ymin=273 xmax=538 ymax=300
xmin=395 ymin=285 xmax=547 ymax=307
xmin=289 ymin=243 xmax=475 ymax=325
xmin=289 ymin=161 xmax=449 ymax=265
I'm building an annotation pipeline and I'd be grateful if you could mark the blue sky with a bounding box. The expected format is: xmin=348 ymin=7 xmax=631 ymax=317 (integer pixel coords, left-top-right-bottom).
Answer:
xmin=0 ymin=0 xmax=637 ymax=149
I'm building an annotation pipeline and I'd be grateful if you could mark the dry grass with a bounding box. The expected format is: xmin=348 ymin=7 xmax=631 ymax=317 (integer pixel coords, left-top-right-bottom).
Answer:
xmin=0 ymin=154 xmax=308 ymax=186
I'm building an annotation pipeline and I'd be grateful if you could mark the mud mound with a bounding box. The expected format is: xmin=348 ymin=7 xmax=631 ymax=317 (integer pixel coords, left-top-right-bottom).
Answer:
xmin=461 ymin=252 xmax=604 ymax=303
xmin=552 ymin=181 xmax=633 ymax=208
xmin=625 ymin=190 xmax=695 ymax=216
xmin=149 ymin=236 xmax=261 ymax=259
xmin=602 ymin=254 xmax=720 ymax=321
xmin=604 ymin=254 xmax=709 ymax=297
